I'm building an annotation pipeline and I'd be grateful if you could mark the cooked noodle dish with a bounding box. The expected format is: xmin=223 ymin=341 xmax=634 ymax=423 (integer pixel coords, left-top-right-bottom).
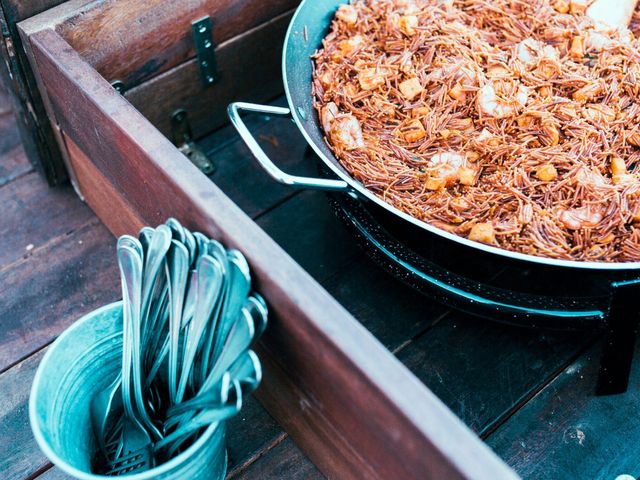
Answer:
xmin=312 ymin=0 xmax=640 ymax=261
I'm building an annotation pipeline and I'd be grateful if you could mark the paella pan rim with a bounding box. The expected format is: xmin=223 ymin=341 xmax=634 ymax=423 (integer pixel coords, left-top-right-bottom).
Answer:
xmin=281 ymin=0 xmax=640 ymax=272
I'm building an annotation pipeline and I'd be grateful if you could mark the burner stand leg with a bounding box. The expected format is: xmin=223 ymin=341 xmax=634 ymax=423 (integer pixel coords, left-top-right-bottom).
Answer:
xmin=596 ymin=280 xmax=640 ymax=395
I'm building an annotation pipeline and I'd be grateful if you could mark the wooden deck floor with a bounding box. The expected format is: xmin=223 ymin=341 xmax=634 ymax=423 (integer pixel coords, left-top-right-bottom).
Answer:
xmin=0 ymin=87 xmax=321 ymax=479
xmin=6 ymin=79 xmax=640 ymax=480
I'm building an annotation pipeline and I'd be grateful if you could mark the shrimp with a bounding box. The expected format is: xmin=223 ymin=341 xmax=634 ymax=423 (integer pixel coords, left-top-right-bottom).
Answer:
xmin=515 ymin=39 xmax=559 ymax=69
xmin=578 ymin=0 xmax=637 ymax=52
xmin=427 ymin=151 xmax=467 ymax=187
xmin=477 ymin=81 xmax=529 ymax=118
xmin=558 ymin=206 xmax=604 ymax=229
xmin=321 ymin=102 xmax=339 ymax=133
xmin=575 ymin=166 xmax=608 ymax=188
xmin=329 ymin=114 xmax=365 ymax=151
xmin=335 ymin=4 xmax=358 ymax=26
xmin=429 ymin=61 xmax=480 ymax=88
xmin=584 ymin=28 xmax=633 ymax=50
xmin=586 ymin=0 xmax=638 ymax=31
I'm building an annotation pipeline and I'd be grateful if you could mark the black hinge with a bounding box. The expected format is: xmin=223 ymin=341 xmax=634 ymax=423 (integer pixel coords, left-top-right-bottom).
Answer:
xmin=171 ymin=109 xmax=215 ymax=175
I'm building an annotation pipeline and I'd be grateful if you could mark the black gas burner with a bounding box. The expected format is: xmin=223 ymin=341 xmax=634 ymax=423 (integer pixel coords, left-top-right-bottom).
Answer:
xmin=307 ymin=149 xmax=640 ymax=395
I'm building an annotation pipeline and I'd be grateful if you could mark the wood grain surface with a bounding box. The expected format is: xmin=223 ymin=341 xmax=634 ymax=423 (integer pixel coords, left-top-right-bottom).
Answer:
xmin=487 ymin=338 xmax=640 ymax=480
xmin=0 ymin=0 xmax=64 ymax=22
xmin=0 ymin=107 xmax=31 ymax=185
xmin=0 ymin=220 xmax=120 ymax=373
xmin=0 ymin=351 xmax=49 ymax=479
xmin=0 ymin=172 xmax=93 ymax=265
xmin=57 ymin=0 xmax=298 ymax=88
xmin=0 ymin=0 xmax=68 ymax=184
xmin=125 ymin=11 xmax=292 ymax=140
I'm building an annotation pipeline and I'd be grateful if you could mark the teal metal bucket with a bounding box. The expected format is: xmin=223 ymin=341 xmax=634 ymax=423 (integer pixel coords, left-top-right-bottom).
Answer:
xmin=30 ymin=301 xmax=227 ymax=480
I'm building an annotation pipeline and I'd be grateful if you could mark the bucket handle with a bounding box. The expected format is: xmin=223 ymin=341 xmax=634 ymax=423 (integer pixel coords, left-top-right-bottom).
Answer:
xmin=228 ymin=102 xmax=351 ymax=192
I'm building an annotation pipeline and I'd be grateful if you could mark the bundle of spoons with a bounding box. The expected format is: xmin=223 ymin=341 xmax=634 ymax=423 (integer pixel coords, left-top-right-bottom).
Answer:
xmin=91 ymin=218 xmax=267 ymax=475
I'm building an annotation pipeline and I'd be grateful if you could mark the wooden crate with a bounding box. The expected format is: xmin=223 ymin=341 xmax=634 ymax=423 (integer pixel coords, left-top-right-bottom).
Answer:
xmin=17 ymin=1 xmax=519 ymax=478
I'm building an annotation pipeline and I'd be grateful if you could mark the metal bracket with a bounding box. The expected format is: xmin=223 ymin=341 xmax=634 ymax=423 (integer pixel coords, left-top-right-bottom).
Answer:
xmin=171 ymin=109 xmax=215 ymax=175
xmin=191 ymin=16 xmax=217 ymax=87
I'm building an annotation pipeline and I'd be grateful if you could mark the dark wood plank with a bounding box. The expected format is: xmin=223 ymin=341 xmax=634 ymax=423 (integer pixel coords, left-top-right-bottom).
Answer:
xmin=1 ymin=0 xmax=68 ymax=185
xmin=56 ymin=0 xmax=298 ymax=89
xmin=255 ymin=191 xmax=361 ymax=281
xmin=125 ymin=11 xmax=291 ymax=140
xmin=0 ymin=87 xmax=12 ymax=115
xmin=33 ymin=467 xmax=70 ymax=480
xmin=0 ymin=350 xmax=50 ymax=480
xmin=255 ymin=190 xmax=450 ymax=348
xmin=0 ymin=171 xmax=94 ymax=266
xmin=397 ymin=314 xmax=591 ymax=437
xmin=200 ymin=100 xmax=311 ymax=220
xmin=0 ymin=111 xmax=22 ymax=155
xmin=0 ymin=144 xmax=32 ymax=186
xmin=231 ymin=437 xmax=322 ymax=480
xmin=0 ymin=221 xmax=120 ymax=372
xmin=24 ymin=28 xmax=516 ymax=479
xmin=486 ymin=338 xmax=640 ymax=480
xmin=324 ymin=258 xmax=450 ymax=351
xmin=0 ymin=94 xmax=33 ymax=185
xmin=0 ymin=0 xmax=64 ymax=23
xmin=225 ymin=397 xmax=285 ymax=475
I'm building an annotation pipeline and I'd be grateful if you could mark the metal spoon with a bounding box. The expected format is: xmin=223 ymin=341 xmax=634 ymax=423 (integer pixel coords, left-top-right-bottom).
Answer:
xmin=183 ymin=230 xmax=197 ymax=267
xmin=229 ymin=350 xmax=262 ymax=396
xmin=166 ymin=240 xmax=190 ymax=404
xmin=118 ymin=244 xmax=162 ymax=441
xmin=91 ymin=236 xmax=143 ymax=464
xmin=141 ymin=225 xmax=171 ymax=323
xmin=158 ymin=375 xmax=240 ymax=457
xmin=109 ymin=244 xmax=154 ymax=473
xmin=138 ymin=227 xmax=154 ymax=252
xmin=165 ymin=218 xmax=186 ymax=244
xmin=169 ymin=350 xmax=262 ymax=417
xmin=209 ymin=253 xmax=251 ymax=366
xmin=193 ymin=232 xmax=209 ymax=264
xmin=197 ymin=240 xmax=229 ymax=384
xmin=243 ymin=295 xmax=268 ymax=347
xmin=201 ymin=307 xmax=255 ymax=394
xmin=175 ymin=254 xmax=224 ymax=403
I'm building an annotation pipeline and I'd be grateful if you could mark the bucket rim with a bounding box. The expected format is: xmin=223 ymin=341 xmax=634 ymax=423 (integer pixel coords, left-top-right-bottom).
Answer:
xmin=29 ymin=301 xmax=224 ymax=480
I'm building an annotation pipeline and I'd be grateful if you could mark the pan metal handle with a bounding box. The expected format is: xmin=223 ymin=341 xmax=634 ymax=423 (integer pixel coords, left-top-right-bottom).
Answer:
xmin=228 ymin=102 xmax=351 ymax=192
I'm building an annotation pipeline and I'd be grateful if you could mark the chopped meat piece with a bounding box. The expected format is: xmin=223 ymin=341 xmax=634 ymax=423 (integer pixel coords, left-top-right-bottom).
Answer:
xmin=468 ymin=223 xmax=495 ymax=244
xmin=399 ymin=77 xmax=424 ymax=101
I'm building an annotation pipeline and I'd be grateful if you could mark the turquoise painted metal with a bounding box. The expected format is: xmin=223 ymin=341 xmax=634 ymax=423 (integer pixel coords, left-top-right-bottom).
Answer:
xmin=29 ymin=301 xmax=227 ymax=480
